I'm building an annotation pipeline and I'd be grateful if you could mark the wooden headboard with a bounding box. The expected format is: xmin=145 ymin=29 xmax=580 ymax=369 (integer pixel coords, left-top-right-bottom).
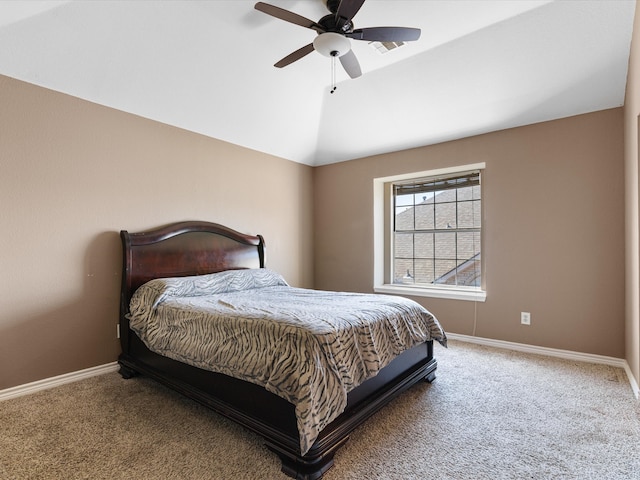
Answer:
xmin=119 ymin=221 xmax=265 ymax=351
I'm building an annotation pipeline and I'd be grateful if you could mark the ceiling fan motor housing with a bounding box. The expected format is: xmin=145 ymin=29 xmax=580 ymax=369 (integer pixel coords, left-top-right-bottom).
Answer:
xmin=318 ymin=14 xmax=353 ymax=34
xmin=325 ymin=0 xmax=341 ymax=14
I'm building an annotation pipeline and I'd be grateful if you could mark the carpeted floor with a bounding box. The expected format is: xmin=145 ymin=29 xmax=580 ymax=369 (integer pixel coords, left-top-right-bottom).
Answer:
xmin=1 ymin=340 xmax=639 ymax=479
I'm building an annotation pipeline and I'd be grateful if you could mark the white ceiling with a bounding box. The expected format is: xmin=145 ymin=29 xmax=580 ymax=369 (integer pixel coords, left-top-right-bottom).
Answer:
xmin=0 ymin=0 xmax=635 ymax=166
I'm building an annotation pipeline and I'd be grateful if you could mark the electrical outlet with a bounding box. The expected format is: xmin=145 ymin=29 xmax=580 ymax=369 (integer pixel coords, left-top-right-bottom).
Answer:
xmin=521 ymin=312 xmax=531 ymax=325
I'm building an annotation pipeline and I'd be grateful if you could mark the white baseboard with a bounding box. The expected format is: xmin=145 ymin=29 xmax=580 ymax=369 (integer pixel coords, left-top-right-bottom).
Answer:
xmin=624 ymin=363 xmax=640 ymax=399
xmin=0 ymin=362 xmax=119 ymax=402
xmin=2 ymin=336 xmax=639 ymax=402
xmin=447 ymin=333 xmax=640 ymax=400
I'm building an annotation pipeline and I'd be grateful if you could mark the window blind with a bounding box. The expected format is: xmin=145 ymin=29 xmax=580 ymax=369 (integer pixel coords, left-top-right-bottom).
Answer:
xmin=394 ymin=170 xmax=480 ymax=197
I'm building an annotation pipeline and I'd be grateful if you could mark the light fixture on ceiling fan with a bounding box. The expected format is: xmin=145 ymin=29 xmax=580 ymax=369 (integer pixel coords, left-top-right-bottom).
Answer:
xmin=254 ymin=0 xmax=421 ymax=93
xmin=312 ymin=32 xmax=350 ymax=58
xmin=313 ymin=32 xmax=351 ymax=93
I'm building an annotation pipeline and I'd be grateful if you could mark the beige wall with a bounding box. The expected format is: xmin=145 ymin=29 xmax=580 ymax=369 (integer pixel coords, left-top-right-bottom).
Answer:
xmin=624 ymin=1 xmax=640 ymax=390
xmin=314 ymin=109 xmax=625 ymax=358
xmin=0 ymin=75 xmax=314 ymax=390
xmin=2 ymin=36 xmax=636 ymax=391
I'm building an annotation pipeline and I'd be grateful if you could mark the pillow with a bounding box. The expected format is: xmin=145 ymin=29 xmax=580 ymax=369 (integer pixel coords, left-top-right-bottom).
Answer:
xmin=128 ymin=268 xmax=288 ymax=321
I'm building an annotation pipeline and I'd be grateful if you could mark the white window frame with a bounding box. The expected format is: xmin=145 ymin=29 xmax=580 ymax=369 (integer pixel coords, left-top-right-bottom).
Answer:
xmin=373 ymin=163 xmax=487 ymax=302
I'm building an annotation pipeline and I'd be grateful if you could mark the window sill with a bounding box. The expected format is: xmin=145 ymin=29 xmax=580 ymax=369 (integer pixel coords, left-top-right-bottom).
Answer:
xmin=374 ymin=284 xmax=486 ymax=302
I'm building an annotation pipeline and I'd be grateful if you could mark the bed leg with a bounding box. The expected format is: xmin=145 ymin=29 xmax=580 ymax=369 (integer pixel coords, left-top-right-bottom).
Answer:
xmin=265 ymin=435 xmax=348 ymax=480
xmin=118 ymin=363 xmax=138 ymax=379
xmin=278 ymin=454 xmax=336 ymax=480
xmin=424 ymin=371 xmax=436 ymax=383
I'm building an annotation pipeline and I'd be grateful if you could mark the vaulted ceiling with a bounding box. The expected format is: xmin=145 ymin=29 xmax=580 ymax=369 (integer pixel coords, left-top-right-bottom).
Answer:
xmin=0 ymin=1 xmax=635 ymax=165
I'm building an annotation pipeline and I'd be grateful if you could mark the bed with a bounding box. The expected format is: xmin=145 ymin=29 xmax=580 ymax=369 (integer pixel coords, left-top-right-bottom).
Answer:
xmin=118 ymin=220 xmax=446 ymax=480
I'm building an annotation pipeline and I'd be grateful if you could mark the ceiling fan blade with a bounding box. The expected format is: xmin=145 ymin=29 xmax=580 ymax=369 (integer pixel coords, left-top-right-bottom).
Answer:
xmin=274 ymin=43 xmax=315 ymax=68
xmin=339 ymin=49 xmax=362 ymax=79
xmin=255 ymin=2 xmax=325 ymax=32
xmin=336 ymin=0 xmax=366 ymax=21
xmin=346 ymin=27 xmax=421 ymax=42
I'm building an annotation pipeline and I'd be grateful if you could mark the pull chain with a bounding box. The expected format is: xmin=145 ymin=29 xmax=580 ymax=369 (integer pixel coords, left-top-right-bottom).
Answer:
xmin=330 ymin=51 xmax=337 ymax=94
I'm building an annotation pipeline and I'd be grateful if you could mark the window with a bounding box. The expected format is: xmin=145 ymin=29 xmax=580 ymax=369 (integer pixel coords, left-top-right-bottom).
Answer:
xmin=373 ymin=163 xmax=486 ymax=302
xmin=394 ymin=171 xmax=481 ymax=286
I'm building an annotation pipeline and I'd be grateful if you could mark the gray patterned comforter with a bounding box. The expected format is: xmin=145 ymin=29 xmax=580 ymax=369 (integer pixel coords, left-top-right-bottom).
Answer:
xmin=128 ymin=269 xmax=446 ymax=454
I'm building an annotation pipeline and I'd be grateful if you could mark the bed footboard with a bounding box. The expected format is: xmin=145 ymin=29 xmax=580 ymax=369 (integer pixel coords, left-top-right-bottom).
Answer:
xmin=119 ymin=337 xmax=435 ymax=480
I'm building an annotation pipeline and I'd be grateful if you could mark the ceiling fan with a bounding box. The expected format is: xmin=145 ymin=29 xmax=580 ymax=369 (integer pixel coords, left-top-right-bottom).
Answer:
xmin=254 ymin=0 xmax=421 ymax=80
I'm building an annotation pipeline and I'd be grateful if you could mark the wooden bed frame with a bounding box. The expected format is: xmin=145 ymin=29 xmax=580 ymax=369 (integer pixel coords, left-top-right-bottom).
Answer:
xmin=118 ymin=221 xmax=438 ymax=480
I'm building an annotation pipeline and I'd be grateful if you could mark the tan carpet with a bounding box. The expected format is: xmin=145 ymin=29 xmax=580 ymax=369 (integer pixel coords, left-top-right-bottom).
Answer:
xmin=1 ymin=340 xmax=639 ymax=479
